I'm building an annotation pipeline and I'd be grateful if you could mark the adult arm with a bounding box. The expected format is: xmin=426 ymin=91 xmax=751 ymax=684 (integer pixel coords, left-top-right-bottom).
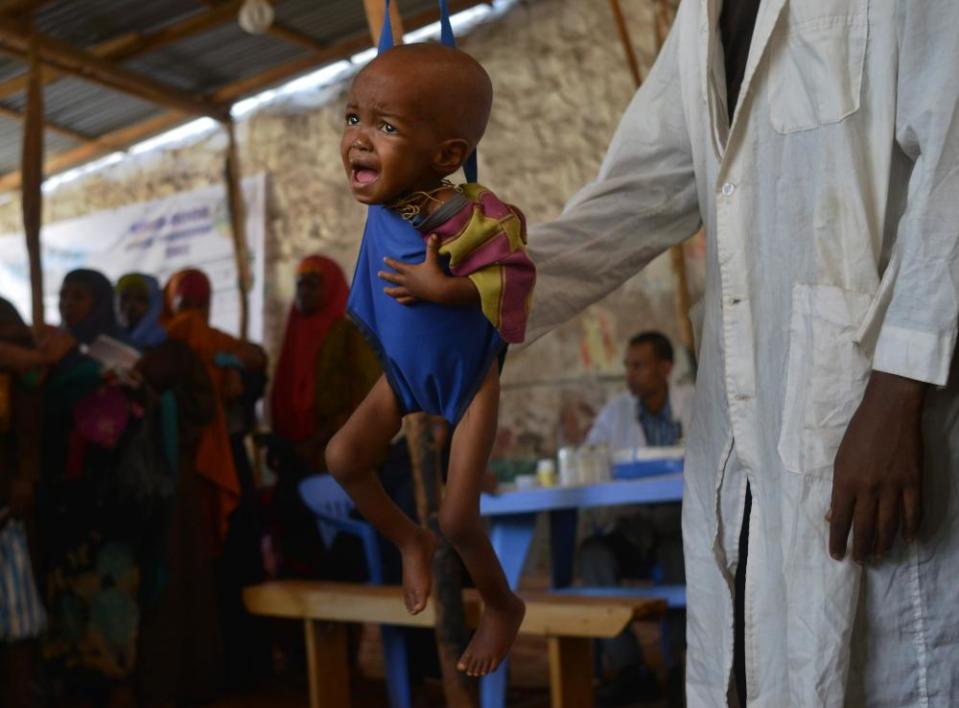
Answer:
xmin=0 ymin=326 xmax=73 ymax=373
xmin=525 ymin=16 xmax=702 ymax=342
xmin=830 ymin=0 xmax=959 ymax=562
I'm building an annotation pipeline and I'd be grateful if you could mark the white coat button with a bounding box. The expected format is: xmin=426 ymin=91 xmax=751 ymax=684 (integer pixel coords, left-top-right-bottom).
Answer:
xmin=721 ymin=182 xmax=736 ymax=196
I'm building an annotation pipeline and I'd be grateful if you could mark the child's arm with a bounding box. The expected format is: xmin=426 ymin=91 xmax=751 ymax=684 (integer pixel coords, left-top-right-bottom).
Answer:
xmin=379 ymin=235 xmax=479 ymax=306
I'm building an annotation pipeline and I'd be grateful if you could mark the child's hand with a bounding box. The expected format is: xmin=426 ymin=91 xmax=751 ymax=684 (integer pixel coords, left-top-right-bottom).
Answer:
xmin=380 ymin=235 xmax=448 ymax=305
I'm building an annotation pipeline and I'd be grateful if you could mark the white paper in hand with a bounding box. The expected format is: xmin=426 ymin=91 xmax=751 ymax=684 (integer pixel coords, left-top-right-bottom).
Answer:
xmin=81 ymin=335 xmax=141 ymax=377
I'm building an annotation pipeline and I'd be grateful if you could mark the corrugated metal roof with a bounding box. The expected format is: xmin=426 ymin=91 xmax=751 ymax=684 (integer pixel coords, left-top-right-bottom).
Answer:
xmin=125 ymin=22 xmax=309 ymax=94
xmin=33 ymin=0 xmax=204 ymax=48
xmin=0 ymin=114 xmax=24 ymax=175
xmin=3 ymin=78 xmax=164 ymax=138
xmin=0 ymin=0 xmax=498 ymax=182
xmin=274 ymin=0 xmax=440 ymax=45
xmin=0 ymin=56 xmax=25 ymax=84
xmin=0 ymin=114 xmax=82 ymax=174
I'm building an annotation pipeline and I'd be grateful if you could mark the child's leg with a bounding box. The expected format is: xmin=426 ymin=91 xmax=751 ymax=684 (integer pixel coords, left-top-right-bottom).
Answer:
xmin=438 ymin=364 xmax=525 ymax=677
xmin=326 ymin=375 xmax=436 ymax=613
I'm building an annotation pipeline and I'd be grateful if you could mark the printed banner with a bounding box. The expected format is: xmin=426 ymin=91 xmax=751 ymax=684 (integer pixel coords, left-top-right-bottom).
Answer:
xmin=0 ymin=174 xmax=266 ymax=340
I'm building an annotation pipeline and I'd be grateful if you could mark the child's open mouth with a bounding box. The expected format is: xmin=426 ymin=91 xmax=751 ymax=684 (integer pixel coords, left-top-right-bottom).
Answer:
xmin=351 ymin=166 xmax=380 ymax=188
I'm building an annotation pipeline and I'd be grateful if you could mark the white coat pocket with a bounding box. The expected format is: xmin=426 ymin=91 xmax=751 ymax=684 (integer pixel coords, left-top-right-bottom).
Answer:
xmin=767 ymin=0 xmax=868 ymax=134
xmin=778 ymin=284 xmax=873 ymax=478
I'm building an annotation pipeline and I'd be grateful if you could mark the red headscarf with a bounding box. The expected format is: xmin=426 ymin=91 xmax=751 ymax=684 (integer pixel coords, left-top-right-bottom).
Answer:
xmin=270 ymin=256 xmax=349 ymax=442
xmin=162 ymin=268 xmax=212 ymax=320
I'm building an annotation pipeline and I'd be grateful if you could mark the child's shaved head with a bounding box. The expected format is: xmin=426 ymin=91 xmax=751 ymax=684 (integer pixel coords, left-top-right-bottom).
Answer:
xmin=342 ymin=43 xmax=493 ymax=204
xmin=357 ymin=43 xmax=493 ymax=149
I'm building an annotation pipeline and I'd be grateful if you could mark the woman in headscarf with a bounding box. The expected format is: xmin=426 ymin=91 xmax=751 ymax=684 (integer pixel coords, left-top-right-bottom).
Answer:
xmin=158 ymin=268 xmax=266 ymax=545
xmin=266 ymin=256 xmax=380 ymax=578
xmin=39 ymin=269 xmax=149 ymax=705
xmin=0 ymin=297 xmax=45 ymax=708
xmin=271 ymin=256 xmax=379 ymax=458
xmin=111 ymin=273 xmax=227 ymax=704
xmin=115 ymin=273 xmax=166 ymax=349
xmin=161 ymin=267 xmax=270 ymax=690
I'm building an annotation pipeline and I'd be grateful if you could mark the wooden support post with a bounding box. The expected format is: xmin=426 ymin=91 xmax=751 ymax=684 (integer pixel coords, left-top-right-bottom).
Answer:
xmin=405 ymin=415 xmax=478 ymax=707
xmin=548 ymin=636 xmax=595 ymax=708
xmin=304 ymin=620 xmax=350 ymax=708
xmin=654 ymin=0 xmax=673 ymax=50
xmin=369 ymin=1 xmax=473 ymax=703
xmin=21 ymin=28 xmax=43 ymax=327
xmin=223 ymin=120 xmax=252 ymax=340
xmin=363 ymin=0 xmax=405 ymax=47
xmin=608 ymin=0 xmax=642 ymax=86
xmin=608 ymin=0 xmax=695 ymax=366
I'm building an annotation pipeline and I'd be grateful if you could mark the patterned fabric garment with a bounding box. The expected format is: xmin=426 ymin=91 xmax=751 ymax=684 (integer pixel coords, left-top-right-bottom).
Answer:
xmin=420 ymin=183 xmax=536 ymax=344
xmin=636 ymin=397 xmax=683 ymax=447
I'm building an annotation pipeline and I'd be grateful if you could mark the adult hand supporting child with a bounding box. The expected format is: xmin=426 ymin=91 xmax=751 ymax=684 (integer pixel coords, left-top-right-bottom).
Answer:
xmin=380 ymin=235 xmax=479 ymax=306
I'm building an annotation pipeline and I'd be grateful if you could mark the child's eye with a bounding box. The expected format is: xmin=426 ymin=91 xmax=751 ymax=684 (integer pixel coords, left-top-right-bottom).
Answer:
xmin=381 ymin=122 xmax=397 ymax=134
xmin=345 ymin=113 xmax=359 ymax=126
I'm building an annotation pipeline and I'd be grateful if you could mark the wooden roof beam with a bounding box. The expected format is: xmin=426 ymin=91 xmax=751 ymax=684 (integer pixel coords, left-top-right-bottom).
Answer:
xmin=0 ymin=0 xmax=55 ymax=15
xmin=213 ymin=0 xmax=486 ymax=104
xmin=0 ymin=102 xmax=96 ymax=143
xmin=0 ymin=110 xmax=188 ymax=192
xmin=196 ymin=1 xmax=331 ymax=55
xmin=0 ymin=1 xmax=250 ymax=103
xmin=0 ymin=17 xmax=229 ymax=119
xmin=0 ymin=0 xmax=490 ymax=194
xmin=264 ymin=23 xmax=330 ymax=54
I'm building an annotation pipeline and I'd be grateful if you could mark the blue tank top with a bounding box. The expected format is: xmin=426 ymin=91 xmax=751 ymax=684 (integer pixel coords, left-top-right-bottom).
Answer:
xmin=347 ymin=205 xmax=504 ymax=424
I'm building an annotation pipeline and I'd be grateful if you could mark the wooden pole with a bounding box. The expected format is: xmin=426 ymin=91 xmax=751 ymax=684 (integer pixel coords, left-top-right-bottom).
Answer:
xmin=358 ymin=2 xmax=474 ymax=702
xmin=654 ymin=0 xmax=673 ymax=50
xmin=608 ymin=0 xmax=642 ymax=86
xmin=21 ymin=26 xmax=43 ymax=327
xmin=223 ymin=119 xmax=251 ymax=340
xmin=607 ymin=0 xmax=695 ymax=364
xmin=405 ymin=416 xmax=478 ymax=708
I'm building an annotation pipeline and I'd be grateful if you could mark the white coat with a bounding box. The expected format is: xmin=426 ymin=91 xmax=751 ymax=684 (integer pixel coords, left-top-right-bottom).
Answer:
xmin=586 ymin=384 xmax=695 ymax=452
xmin=526 ymin=0 xmax=959 ymax=705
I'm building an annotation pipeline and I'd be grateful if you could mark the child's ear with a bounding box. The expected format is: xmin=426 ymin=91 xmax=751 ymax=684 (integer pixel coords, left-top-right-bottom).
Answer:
xmin=433 ymin=138 xmax=471 ymax=176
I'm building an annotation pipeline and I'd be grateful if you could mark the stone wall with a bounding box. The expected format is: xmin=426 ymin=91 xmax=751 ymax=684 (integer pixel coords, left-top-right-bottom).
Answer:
xmin=0 ymin=0 xmax=704 ymax=456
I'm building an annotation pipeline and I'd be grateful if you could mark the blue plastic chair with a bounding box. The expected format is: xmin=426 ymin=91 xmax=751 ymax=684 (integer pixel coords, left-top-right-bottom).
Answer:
xmin=299 ymin=474 xmax=412 ymax=708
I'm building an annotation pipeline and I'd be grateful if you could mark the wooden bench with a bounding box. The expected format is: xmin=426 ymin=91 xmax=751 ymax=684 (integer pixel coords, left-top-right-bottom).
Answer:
xmin=244 ymin=580 xmax=666 ymax=708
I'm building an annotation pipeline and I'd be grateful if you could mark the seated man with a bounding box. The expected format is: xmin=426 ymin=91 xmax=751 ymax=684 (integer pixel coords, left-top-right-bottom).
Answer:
xmin=579 ymin=331 xmax=692 ymax=706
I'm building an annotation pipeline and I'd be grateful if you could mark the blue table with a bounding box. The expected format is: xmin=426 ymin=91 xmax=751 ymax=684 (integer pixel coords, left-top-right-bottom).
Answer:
xmin=478 ymin=471 xmax=684 ymax=708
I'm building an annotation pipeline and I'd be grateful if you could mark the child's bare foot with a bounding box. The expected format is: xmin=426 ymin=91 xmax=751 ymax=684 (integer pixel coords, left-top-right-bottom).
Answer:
xmin=457 ymin=593 xmax=525 ymax=677
xmin=400 ymin=528 xmax=436 ymax=614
